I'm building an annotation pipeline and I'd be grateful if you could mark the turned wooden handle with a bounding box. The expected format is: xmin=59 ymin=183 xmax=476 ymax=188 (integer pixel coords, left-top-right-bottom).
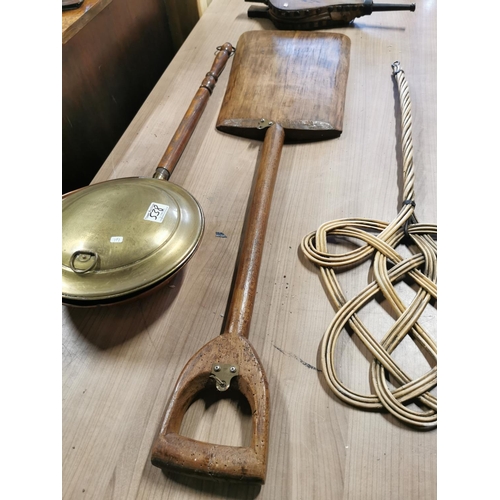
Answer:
xmin=224 ymin=123 xmax=285 ymax=338
xmin=154 ymin=42 xmax=235 ymax=180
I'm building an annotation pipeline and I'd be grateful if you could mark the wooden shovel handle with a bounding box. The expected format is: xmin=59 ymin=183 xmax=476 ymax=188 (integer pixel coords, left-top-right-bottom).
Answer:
xmin=151 ymin=333 xmax=270 ymax=483
xmin=152 ymin=434 xmax=266 ymax=482
xmin=224 ymin=123 xmax=285 ymax=338
xmin=154 ymin=42 xmax=235 ymax=180
xmin=151 ymin=124 xmax=284 ymax=483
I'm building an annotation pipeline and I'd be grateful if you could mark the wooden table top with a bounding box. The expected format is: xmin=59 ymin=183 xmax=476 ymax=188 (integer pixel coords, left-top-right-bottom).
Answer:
xmin=62 ymin=0 xmax=437 ymax=498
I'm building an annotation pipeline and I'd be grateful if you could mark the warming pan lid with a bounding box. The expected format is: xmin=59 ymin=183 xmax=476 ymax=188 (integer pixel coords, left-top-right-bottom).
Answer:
xmin=62 ymin=177 xmax=204 ymax=305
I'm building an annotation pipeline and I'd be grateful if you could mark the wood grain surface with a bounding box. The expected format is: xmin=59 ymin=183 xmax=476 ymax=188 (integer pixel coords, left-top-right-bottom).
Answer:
xmin=62 ymin=0 xmax=437 ymax=498
xmin=216 ymin=30 xmax=350 ymax=140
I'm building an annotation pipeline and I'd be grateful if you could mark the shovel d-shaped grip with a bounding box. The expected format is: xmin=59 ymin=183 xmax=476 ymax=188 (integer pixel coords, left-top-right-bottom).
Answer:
xmin=151 ymin=332 xmax=270 ymax=483
xmin=152 ymin=125 xmax=285 ymax=483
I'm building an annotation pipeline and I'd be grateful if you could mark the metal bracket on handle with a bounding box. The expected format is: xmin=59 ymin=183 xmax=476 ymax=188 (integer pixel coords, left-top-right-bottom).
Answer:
xmin=210 ymin=363 xmax=239 ymax=391
xmin=257 ymin=118 xmax=274 ymax=130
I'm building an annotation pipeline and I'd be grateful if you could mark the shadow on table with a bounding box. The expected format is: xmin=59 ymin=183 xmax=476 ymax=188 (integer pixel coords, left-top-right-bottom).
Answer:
xmin=63 ymin=268 xmax=186 ymax=349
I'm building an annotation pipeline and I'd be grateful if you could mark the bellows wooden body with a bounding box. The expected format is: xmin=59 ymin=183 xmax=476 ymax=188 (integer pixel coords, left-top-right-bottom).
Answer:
xmin=246 ymin=0 xmax=415 ymax=30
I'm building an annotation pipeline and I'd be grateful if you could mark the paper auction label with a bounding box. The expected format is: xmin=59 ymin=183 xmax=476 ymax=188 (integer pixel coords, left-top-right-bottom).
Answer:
xmin=144 ymin=202 xmax=169 ymax=223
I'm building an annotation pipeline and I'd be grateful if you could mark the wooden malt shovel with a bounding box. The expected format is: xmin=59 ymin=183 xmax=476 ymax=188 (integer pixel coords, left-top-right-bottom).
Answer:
xmin=151 ymin=30 xmax=350 ymax=484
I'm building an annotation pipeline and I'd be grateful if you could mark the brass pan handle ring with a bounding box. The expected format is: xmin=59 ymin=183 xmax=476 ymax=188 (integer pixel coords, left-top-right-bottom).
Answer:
xmin=70 ymin=250 xmax=99 ymax=274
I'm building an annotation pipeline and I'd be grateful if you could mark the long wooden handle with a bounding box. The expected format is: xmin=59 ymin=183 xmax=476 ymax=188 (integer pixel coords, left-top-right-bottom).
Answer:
xmin=223 ymin=123 xmax=285 ymax=338
xmin=151 ymin=124 xmax=284 ymax=483
xmin=153 ymin=42 xmax=235 ymax=180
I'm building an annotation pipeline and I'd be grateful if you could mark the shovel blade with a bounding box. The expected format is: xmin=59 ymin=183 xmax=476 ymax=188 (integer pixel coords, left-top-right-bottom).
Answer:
xmin=216 ymin=30 xmax=351 ymax=142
